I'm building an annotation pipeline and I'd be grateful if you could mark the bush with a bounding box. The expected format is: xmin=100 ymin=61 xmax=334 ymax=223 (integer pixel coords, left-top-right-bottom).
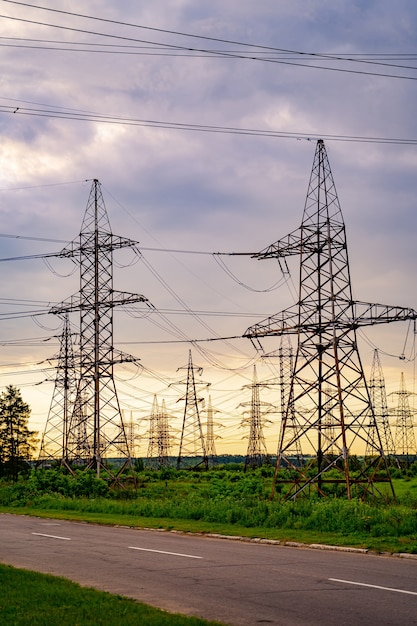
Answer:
xmin=1 ymin=468 xmax=417 ymax=547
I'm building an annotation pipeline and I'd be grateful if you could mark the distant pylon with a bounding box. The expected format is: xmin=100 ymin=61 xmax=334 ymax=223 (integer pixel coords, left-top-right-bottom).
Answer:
xmin=147 ymin=396 xmax=160 ymax=463
xmin=366 ymin=350 xmax=396 ymax=458
xmin=146 ymin=397 xmax=172 ymax=468
xmin=158 ymin=399 xmax=172 ymax=468
xmin=392 ymin=373 xmax=417 ymax=464
xmin=239 ymin=365 xmax=273 ymax=469
xmin=322 ymin=386 xmax=338 ymax=457
xmin=122 ymin=411 xmax=140 ymax=460
xmin=245 ymin=139 xmax=417 ymax=499
xmin=38 ymin=314 xmax=78 ymax=465
xmin=205 ymin=394 xmax=221 ymax=465
xmin=50 ymin=179 xmax=149 ymax=481
xmin=176 ymin=350 xmax=209 ymax=469
xmin=278 ymin=335 xmax=302 ymax=464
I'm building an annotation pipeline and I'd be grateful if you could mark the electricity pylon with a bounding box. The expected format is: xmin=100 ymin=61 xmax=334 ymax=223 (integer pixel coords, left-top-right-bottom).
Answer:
xmin=38 ymin=314 xmax=78 ymax=465
xmin=122 ymin=410 xmax=140 ymax=460
xmin=239 ymin=365 xmax=273 ymax=469
xmin=205 ymin=394 xmax=221 ymax=466
xmin=158 ymin=399 xmax=172 ymax=468
xmin=50 ymin=179 xmax=149 ymax=481
xmin=245 ymin=139 xmax=417 ymax=499
xmin=392 ymin=373 xmax=417 ymax=464
xmin=366 ymin=350 xmax=396 ymax=458
xmin=147 ymin=395 xmax=160 ymax=463
xmin=278 ymin=335 xmax=302 ymax=464
xmin=176 ymin=350 xmax=209 ymax=469
xmin=147 ymin=396 xmax=173 ymax=468
xmin=262 ymin=337 xmax=302 ymax=464
xmin=320 ymin=386 xmax=338 ymax=458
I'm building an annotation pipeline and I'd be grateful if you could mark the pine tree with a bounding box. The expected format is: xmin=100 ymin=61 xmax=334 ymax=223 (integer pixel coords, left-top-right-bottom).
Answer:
xmin=0 ymin=385 xmax=37 ymax=481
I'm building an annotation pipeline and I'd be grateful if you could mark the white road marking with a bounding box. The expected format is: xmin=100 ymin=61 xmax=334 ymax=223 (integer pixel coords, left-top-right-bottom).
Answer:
xmin=329 ymin=578 xmax=417 ymax=596
xmin=32 ymin=533 xmax=71 ymax=541
xmin=129 ymin=546 xmax=203 ymax=559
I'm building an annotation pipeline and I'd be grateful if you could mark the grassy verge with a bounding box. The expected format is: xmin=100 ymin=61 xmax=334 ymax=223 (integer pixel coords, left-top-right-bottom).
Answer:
xmin=1 ymin=468 xmax=417 ymax=554
xmin=0 ymin=563 xmax=224 ymax=626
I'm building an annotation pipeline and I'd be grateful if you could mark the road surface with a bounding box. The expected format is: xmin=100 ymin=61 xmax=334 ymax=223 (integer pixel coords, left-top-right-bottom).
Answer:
xmin=1 ymin=513 xmax=416 ymax=625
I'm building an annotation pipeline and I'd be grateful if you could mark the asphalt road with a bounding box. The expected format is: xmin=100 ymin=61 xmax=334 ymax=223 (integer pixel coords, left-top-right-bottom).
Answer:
xmin=1 ymin=513 xmax=417 ymax=625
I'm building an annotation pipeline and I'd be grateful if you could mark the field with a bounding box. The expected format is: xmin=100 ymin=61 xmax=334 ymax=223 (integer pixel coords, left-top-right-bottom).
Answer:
xmin=1 ymin=464 xmax=417 ymax=554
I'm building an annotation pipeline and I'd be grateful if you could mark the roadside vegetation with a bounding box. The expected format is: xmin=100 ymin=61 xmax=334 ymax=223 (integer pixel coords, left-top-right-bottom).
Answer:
xmin=0 ymin=563 xmax=224 ymax=626
xmin=1 ymin=463 xmax=417 ymax=554
xmin=1 ymin=385 xmax=416 ymax=553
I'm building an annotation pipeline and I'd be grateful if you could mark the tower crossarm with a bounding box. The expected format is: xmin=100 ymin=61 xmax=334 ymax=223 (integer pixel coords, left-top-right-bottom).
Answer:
xmin=252 ymin=225 xmax=346 ymax=260
xmin=252 ymin=227 xmax=301 ymax=259
xmin=244 ymin=306 xmax=300 ymax=338
xmin=50 ymin=291 xmax=149 ymax=315
xmin=58 ymin=235 xmax=140 ymax=258
xmin=350 ymin=300 xmax=417 ymax=327
xmin=244 ymin=300 xmax=416 ymax=339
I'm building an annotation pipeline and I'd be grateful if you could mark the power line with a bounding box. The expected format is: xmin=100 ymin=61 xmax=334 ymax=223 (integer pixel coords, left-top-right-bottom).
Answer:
xmin=118 ymin=336 xmax=247 ymax=345
xmin=0 ymin=234 xmax=255 ymax=261
xmin=0 ymin=179 xmax=91 ymax=192
xmin=0 ymin=3 xmax=416 ymax=80
xmin=0 ymin=297 xmax=57 ymax=306
xmin=1 ymin=101 xmax=416 ymax=145
xmin=0 ymin=233 xmax=69 ymax=243
xmin=2 ymin=1 xmax=417 ymax=76
xmin=0 ymin=251 xmax=62 ymax=262
xmin=1 ymin=35 xmax=417 ymax=70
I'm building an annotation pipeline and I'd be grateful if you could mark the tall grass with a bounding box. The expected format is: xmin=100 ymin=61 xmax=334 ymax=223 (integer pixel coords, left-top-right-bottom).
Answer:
xmin=1 ymin=467 xmax=417 ymax=552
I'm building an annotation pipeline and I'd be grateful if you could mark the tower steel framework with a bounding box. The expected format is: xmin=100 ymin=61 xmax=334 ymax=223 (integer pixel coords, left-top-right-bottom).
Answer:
xmin=38 ymin=314 xmax=78 ymax=465
xmin=205 ymin=394 xmax=221 ymax=465
xmin=50 ymin=179 xmax=149 ymax=480
xmin=157 ymin=399 xmax=172 ymax=468
xmin=122 ymin=410 xmax=140 ymax=461
xmin=147 ymin=396 xmax=172 ymax=468
xmin=245 ymin=140 xmax=417 ymax=499
xmin=392 ymin=373 xmax=417 ymax=464
xmin=278 ymin=335 xmax=303 ymax=464
xmin=176 ymin=350 xmax=209 ymax=469
xmin=146 ymin=395 xmax=160 ymax=465
xmin=366 ymin=349 xmax=396 ymax=458
xmin=240 ymin=365 xmax=273 ymax=469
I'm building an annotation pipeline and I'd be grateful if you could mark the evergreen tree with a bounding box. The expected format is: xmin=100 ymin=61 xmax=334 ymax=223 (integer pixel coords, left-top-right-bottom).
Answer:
xmin=0 ymin=385 xmax=37 ymax=481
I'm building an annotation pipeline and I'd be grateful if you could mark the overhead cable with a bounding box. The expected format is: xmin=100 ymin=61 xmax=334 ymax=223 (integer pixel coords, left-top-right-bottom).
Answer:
xmin=1 ymin=1 xmax=416 ymax=79
xmin=1 ymin=101 xmax=416 ymax=145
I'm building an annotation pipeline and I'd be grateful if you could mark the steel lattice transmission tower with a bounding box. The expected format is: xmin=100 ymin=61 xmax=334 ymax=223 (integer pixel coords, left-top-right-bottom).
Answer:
xmin=147 ymin=396 xmax=172 ymax=468
xmin=38 ymin=314 xmax=78 ymax=465
xmin=245 ymin=140 xmax=417 ymax=499
xmin=205 ymin=394 xmax=221 ymax=466
xmin=50 ymin=179 xmax=149 ymax=480
xmin=146 ymin=395 xmax=160 ymax=465
xmin=278 ymin=335 xmax=303 ymax=464
xmin=366 ymin=349 xmax=396 ymax=458
xmin=239 ymin=365 xmax=273 ymax=470
xmin=392 ymin=373 xmax=417 ymax=464
xmin=176 ymin=350 xmax=209 ymax=470
xmin=157 ymin=399 xmax=172 ymax=468
xmin=122 ymin=410 xmax=140 ymax=461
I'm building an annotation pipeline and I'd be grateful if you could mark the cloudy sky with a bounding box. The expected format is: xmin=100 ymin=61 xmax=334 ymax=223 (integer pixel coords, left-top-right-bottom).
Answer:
xmin=0 ymin=0 xmax=416 ymax=456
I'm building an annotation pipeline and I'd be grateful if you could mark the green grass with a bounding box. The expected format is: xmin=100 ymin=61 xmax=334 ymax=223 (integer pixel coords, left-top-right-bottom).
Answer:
xmin=0 ymin=563 xmax=224 ymax=626
xmin=2 ymin=469 xmax=416 ymax=625
xmin=2 ymin=503 xmax=414 ymax=554
xmin=1 ymin=468 xmax=417 ymax=555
